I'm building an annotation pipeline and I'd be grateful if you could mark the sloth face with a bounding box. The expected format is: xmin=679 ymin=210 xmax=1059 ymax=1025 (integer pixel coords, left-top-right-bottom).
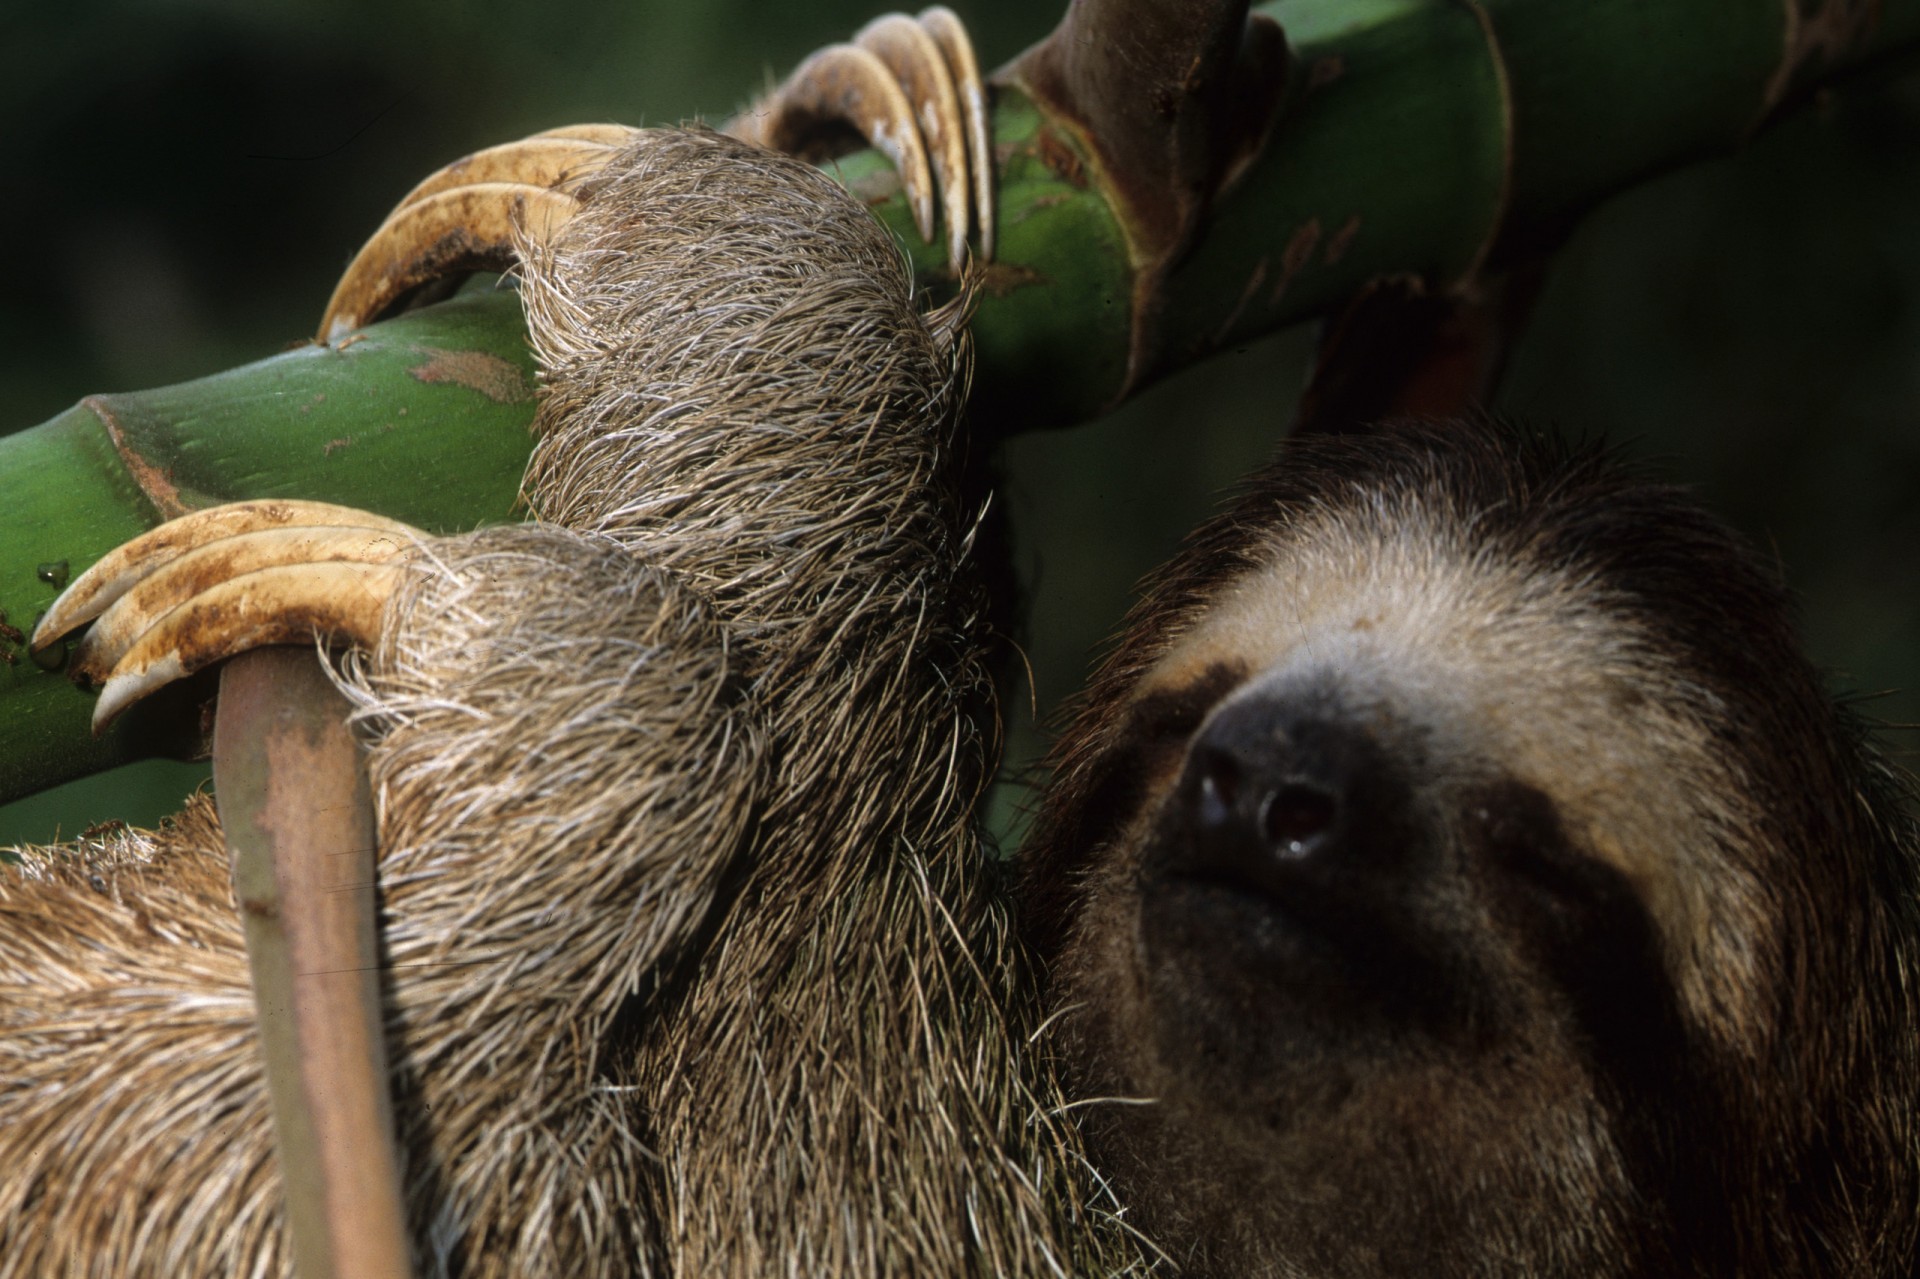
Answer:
xmin=1026 ymin=423 xmax=1920 ymax=1278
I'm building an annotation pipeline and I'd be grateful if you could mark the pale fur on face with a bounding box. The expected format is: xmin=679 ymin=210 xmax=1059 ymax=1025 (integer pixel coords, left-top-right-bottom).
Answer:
xmin=1133 ymin=490 xmax=1774 ymax=1053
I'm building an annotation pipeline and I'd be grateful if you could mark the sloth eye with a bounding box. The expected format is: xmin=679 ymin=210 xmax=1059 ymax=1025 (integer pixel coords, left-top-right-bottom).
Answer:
xmin=1127 ymin=696 xmax=1213 ymax=753
xmin=1058 ymin=665 xmax=1252 ymax=861
xmin=1474 ymin=780 xmax=1655 ymax=982
xmin=1471 ymin=782 xmax=1679 ymax=1081
xmin=1476 ymin=782 xmax=1624 ymax=916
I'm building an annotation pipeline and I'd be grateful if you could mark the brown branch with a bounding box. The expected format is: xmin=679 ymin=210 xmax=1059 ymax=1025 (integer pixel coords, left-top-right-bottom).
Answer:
xmin=214 ymin=649 xmax=412 ymax=1279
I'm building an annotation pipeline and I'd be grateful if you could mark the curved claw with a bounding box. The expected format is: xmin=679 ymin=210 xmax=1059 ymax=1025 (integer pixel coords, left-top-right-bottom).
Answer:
xmin=317 ymin=126 xmax=638 ymax=342
xmin=525 ymin=123 xmax=642 ymax=147
xmin=383 ymin=133 xmax=631 ymax=214
xmin=727 ymin=6 xmax=993 ymax=270
xmin=917 ymin=7 xmax=994 ymax=262
xmin=34 ymin=500 xmax=419 ymax=649
xmin=852 ymin=15 xmax=969 ymax=266
xmin=32 ymin=500 xmax=423 ymax=733
xmin=70 ymin=526 xmax=418 ymax=683
xmin=89 ymin=562 xmax=406 ymax=732
xmin=737 ymin=43 xmax=937 ymax=242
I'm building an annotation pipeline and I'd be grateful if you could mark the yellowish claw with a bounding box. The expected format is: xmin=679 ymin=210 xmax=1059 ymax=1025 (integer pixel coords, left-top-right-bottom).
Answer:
xmin=316 ymin=125 xmax=639 ymax=342
xmin=32 ymin=500 xmax=423 ymax=733
xmin=89 ymin=562 xmax=406 ymax=732
xmin=917 ymin=6 xmax=994 ymax=262
xmin=727 ymin=6 xmax=994 ymax=270
xmin=382 ymin=135 xmax=625 ymax=213
xmin=737 ymin=43 xmax=938 ymax=241
xmin=854 ymin=14 xmax=971 ymax=267
xmin=69 ymin=526 xmax=417 ymax=682
xmin=35 ymin=500 xmax=418 ymax=646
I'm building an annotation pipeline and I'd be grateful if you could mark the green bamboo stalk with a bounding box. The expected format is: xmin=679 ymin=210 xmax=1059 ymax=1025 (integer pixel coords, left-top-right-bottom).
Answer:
xmin=1162 ymin=0 xmax=1920 ymax=370
xmin=3 ymin=0 xmax=1915 ymax=803
xmin=0 ymin=292 xmax=538 ymax=801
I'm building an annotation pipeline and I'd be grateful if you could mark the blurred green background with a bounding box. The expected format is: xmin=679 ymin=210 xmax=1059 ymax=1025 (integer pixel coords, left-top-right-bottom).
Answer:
xmin=2 ymin=1 xmax=1917 ymax=848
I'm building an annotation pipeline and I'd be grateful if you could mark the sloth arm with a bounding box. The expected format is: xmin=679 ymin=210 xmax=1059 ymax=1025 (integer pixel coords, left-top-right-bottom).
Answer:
xmin=320 ymin=5 xmax=992 ymax=343
xmin=38 ymin=6 xmax=993 ymax=716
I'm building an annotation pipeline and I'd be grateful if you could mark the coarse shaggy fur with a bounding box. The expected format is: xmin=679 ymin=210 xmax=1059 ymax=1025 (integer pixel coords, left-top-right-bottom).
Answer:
xmin=1021 ymin=417 xmax=1920 ymax=1277
xmin=0 ymin=128 xmax=1152 ymax=1278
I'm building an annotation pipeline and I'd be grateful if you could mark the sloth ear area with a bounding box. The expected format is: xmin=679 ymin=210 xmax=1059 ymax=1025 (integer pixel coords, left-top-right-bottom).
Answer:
xmin=30 ymin=500 xmax=424 ymax=733
xmin=725 ymin=6 xmax=994 ymax=268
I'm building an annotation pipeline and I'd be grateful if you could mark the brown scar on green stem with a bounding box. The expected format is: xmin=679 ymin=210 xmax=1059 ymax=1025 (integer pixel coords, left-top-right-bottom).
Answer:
xmin=83 ymin=395 xmax=190 ymax=520
xmin=0 ymin=611 xmax=24 ymax=669
xmin=1212 ymin=256 xmax=1270 ymax=346
xmin=1027 ymin=128 xmax=1089 ymax=189
xmin=979 ymin=261 xmax=1048 ymax=298
xmin=406 ymin=348 xmax=535 ymax=404
xmin=1016 ymin=192 xmax=1073 ymax=221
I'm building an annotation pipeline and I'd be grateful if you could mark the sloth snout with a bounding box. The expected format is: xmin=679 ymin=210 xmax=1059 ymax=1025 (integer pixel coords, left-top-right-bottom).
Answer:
xmin=1189 ymin=737 xmax=1341 ymax=863
xmin=1169 ymin=686 xmax=1420 ymax=907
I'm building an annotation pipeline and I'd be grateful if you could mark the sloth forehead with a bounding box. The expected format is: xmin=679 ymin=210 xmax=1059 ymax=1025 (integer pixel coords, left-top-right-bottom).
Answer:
xmin=1136 ymin=499 xmax=1773 ymax=1046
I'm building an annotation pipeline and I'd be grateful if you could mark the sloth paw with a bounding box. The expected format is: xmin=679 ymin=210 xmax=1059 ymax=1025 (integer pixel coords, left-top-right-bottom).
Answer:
xmin=317 ymin=123 xmax=642 ymax=343
xmin=30 ymin=500 xmax=424 ymax=732
xmin=726 ymin=6 xmax=994 ymax=269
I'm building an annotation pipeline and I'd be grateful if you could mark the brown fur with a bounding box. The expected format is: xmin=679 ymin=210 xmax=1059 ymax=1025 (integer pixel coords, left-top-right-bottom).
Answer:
xmin=1023 ymin=417 xmax=1920 ymax=1277
xmin=0 ymin=128 xmax=1151 ymax=1278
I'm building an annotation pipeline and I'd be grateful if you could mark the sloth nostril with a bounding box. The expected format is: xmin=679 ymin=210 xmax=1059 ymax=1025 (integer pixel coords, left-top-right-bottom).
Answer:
xmin=1195 ymin=750 xmax=1240 ymax=829
xmin=1259 ymin=783 xmax=1338 ymax=857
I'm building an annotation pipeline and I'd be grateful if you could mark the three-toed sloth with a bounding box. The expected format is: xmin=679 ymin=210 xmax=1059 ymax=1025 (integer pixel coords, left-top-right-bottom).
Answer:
xmin=1022 ymin=418 xmax=1920 ymax=1277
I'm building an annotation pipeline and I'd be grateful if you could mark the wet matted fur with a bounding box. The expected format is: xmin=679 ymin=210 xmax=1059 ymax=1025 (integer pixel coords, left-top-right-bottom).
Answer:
xmin=1024 ymin=417 xmax=1920 ymax=1277
xmin=0 ymin=128 xmax=1150 ymax=1278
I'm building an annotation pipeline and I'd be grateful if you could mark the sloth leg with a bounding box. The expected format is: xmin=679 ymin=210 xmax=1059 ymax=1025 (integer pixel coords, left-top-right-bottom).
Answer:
xmin=30 ymin=498 xmax=423 ymax=731
xmin=319 ymin=8 xmax=990 ymax=343
xmin=725 ymin=6 xmax=994 ymax=267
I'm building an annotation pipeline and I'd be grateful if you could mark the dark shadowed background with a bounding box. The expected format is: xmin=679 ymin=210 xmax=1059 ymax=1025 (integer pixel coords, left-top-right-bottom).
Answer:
xmin=3 ymin=1 xmax=1917 ymax=849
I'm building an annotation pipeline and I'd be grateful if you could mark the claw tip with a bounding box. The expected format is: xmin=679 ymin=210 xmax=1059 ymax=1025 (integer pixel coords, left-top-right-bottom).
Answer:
xmin=91 ymin=654 xmax=188 ymax=735
xmin=29 ymin=602 xmax=78 ymax=655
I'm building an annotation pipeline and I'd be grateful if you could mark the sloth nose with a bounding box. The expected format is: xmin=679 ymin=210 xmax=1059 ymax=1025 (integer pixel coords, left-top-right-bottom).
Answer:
xmin=1177 ymin=693 xmax=1402 ymax=885
xmin=1191 ymin=745 xmax=1340 ymax=861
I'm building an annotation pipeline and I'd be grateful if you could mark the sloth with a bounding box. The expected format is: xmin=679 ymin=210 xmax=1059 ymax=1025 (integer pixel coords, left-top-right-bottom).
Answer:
xmin=1021 ymin=416 xmax=1920 ymax=1277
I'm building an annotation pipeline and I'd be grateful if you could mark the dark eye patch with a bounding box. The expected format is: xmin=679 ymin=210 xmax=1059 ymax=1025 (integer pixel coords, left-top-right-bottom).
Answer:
xmin=1018 ymin=661 xmax=1251 ymax=966
xmin=1060 ymin=662 xmax=1252 ymax=870
xmin=1124 ymin=661 xmax=1251 ymax=751
xmin=1473 ymin=778 xmax=1689 ymax=1067
xmin=1470 ymin=780 xmax=1735 ymax=1262
xmin=1476 ymin=780 xmax=1638 ymax=924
